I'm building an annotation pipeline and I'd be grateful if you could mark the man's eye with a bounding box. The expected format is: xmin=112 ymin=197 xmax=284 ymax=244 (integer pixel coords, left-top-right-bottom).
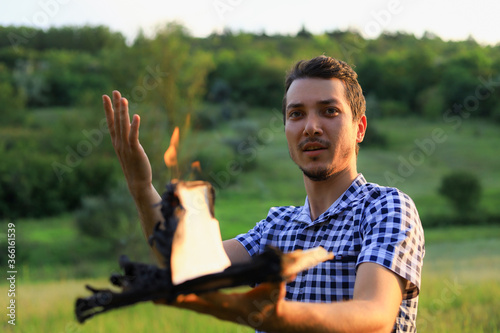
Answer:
xmin=325 ymin=108 xmax=339 ymax=116
xmin=289 ymin=111 xmax=303 ymax=118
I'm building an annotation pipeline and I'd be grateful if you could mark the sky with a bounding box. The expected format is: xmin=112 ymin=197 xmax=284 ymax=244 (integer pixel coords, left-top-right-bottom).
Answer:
xmin=1 ymin=0 xmax=499 ymax=45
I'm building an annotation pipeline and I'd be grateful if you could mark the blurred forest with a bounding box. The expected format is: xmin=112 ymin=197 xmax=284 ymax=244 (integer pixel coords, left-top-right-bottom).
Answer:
xmin=1 ymin=23 xmax=500 ymax=221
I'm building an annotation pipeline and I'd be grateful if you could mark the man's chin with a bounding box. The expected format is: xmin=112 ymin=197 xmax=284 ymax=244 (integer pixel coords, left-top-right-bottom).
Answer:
xmin=300 ymin=167 xmax=333 ymax=182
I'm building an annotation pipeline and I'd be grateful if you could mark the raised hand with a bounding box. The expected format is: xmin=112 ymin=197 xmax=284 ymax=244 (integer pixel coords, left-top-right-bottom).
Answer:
xmin=103 ymin=90 xmax=153 ymax=195
xmin=103 ymin=90 xmax=163 ymax=250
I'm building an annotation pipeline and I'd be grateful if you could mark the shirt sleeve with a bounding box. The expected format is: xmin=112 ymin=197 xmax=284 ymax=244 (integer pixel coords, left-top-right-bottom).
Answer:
xmin=234 ymin=218 xmax=266 ymax=257
xmin=357 ymin=188 xmax=425 ymax=299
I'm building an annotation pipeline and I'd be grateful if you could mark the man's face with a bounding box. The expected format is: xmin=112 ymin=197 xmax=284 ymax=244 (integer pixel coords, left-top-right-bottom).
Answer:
xmin=284 ymin=78 xmax=366 ymax=181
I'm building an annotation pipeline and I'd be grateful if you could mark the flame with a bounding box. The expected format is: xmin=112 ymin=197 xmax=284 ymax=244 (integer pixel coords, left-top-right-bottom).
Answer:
xmin=191 ymin=161 xmax=201 ymax=173
xmin=164 ymin=116 xmax=198 ymax=179
xmin=164 ymin=126 xmax=180 ymax=168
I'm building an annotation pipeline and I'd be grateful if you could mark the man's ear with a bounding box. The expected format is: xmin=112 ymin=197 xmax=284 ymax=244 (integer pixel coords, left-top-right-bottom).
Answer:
xmin=356 ymin=115 xmax=367 ymax=143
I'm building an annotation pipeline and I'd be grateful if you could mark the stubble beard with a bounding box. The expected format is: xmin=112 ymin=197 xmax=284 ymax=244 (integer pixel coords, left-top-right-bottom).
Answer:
xmin=300 ymin=163 xmax=335 ymax=182
xmin=294 ymin=144 xmax=353 ymax=182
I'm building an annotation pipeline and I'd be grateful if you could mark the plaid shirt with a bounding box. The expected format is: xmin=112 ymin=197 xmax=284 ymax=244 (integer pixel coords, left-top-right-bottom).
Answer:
xmin=235 ymin=174 xmax=425 ymax=333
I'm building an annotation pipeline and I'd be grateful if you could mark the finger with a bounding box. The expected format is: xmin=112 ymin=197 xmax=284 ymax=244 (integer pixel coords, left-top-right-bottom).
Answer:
xmin=112 ymin=90 xmax=122 ymax=139
xmin=176 ymin=293 xmax=208 ymax=304
xmin=194 ymin=292 xmax=242 ymax=321
xmin=153 ymin=294 xmax=202 ymax=307
xmin=174 ymin=294 xmax=214 ymax=313
xmin=119 ymin=97 xmax=131 ymax=144
xmin=197 ymin=291 xmax=233 ymax=308
xmin=246 ymin=281 xmax=285 ymax=304
xmin=102 ymin=95 xmax=115 ymax=138
xmin=129 ymin=114 xmax=140 ymax=148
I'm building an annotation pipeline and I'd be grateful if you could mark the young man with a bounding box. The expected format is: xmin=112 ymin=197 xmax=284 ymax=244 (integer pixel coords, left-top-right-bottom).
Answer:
xmin=103 ymin=56 xmax=424 ymax=332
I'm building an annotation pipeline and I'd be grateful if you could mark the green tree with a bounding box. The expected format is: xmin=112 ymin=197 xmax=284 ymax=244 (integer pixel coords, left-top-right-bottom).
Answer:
xmin=416 ymin=86 xmax=445 ymax=119
xmin=140 ymin=23 xmax=214 ymax=131
xmin=0 ymin=63 xmax=26 ymax=124
xmin=39 ymin=50 xmax=112 ymax=106
xmin=438 ymin=171 xmax=482 ymax=217
xmin=210 ymin=48 xmax=286 ymax=107
xmin=127 ymin=23 xmax=214 ymax=186
xmin=74 ymin=183 xmax=148 ymax=259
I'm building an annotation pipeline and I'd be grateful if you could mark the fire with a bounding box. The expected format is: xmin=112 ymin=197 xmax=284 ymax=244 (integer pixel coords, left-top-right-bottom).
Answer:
xmin=164 ymin=124 xmax=202 ymax=179
xmin=164 ymin=126 xmax=180 ymax=168
xmin=191 ymin=161 xmax=201 ymax=173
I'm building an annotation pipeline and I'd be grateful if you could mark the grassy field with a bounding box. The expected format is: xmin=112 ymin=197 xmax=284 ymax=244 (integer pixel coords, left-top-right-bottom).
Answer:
xmin=417 ymin=227 xmax=500 ymax=332
xmin=1 ymin=226 xmax=499 ymax=332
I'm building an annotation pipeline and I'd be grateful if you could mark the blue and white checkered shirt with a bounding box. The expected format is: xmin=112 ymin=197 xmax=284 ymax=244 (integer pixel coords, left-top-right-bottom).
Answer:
xmin=235 ymin=174 xmax=425 ymax=332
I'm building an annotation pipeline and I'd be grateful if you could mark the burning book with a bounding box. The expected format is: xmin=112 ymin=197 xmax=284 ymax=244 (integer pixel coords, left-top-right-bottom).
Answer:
xmin=74 ymin=127 xmax=333 ymax=323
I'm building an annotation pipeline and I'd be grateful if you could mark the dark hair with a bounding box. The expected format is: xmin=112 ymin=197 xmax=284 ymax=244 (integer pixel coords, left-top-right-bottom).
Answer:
xmin=282 ymin=56 xmax=366 ymax=124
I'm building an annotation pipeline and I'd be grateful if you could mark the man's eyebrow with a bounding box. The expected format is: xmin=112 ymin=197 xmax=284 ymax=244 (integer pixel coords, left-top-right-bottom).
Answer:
xmin=286 ymin=102 xmax=304 ymax=110
xmin=317 ymin=98 xmax=341 ymax=106
xmin=286 ymin=98 xmax=342 ymax=110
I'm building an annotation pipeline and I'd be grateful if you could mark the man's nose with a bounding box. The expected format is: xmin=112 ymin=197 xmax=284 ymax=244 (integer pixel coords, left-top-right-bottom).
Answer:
xmin=303 ymin=113 xmax=323 ymax=137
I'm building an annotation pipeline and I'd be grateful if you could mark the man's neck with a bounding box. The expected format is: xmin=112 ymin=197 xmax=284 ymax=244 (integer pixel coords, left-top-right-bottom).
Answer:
xmin=304 ymin=167 xmax=358 ymax=221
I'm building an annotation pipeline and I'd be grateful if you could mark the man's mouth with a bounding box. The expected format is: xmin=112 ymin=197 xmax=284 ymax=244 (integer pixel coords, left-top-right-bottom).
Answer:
xmin=300 ymin=140 xmax=329 ymax=152
xmin=303 ymin=146 xmax=325 ymax=151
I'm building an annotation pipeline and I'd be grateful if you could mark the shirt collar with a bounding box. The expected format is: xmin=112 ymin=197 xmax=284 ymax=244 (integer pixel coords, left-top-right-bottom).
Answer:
xmin=293 ymin=174 xmax=367 ymax=225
